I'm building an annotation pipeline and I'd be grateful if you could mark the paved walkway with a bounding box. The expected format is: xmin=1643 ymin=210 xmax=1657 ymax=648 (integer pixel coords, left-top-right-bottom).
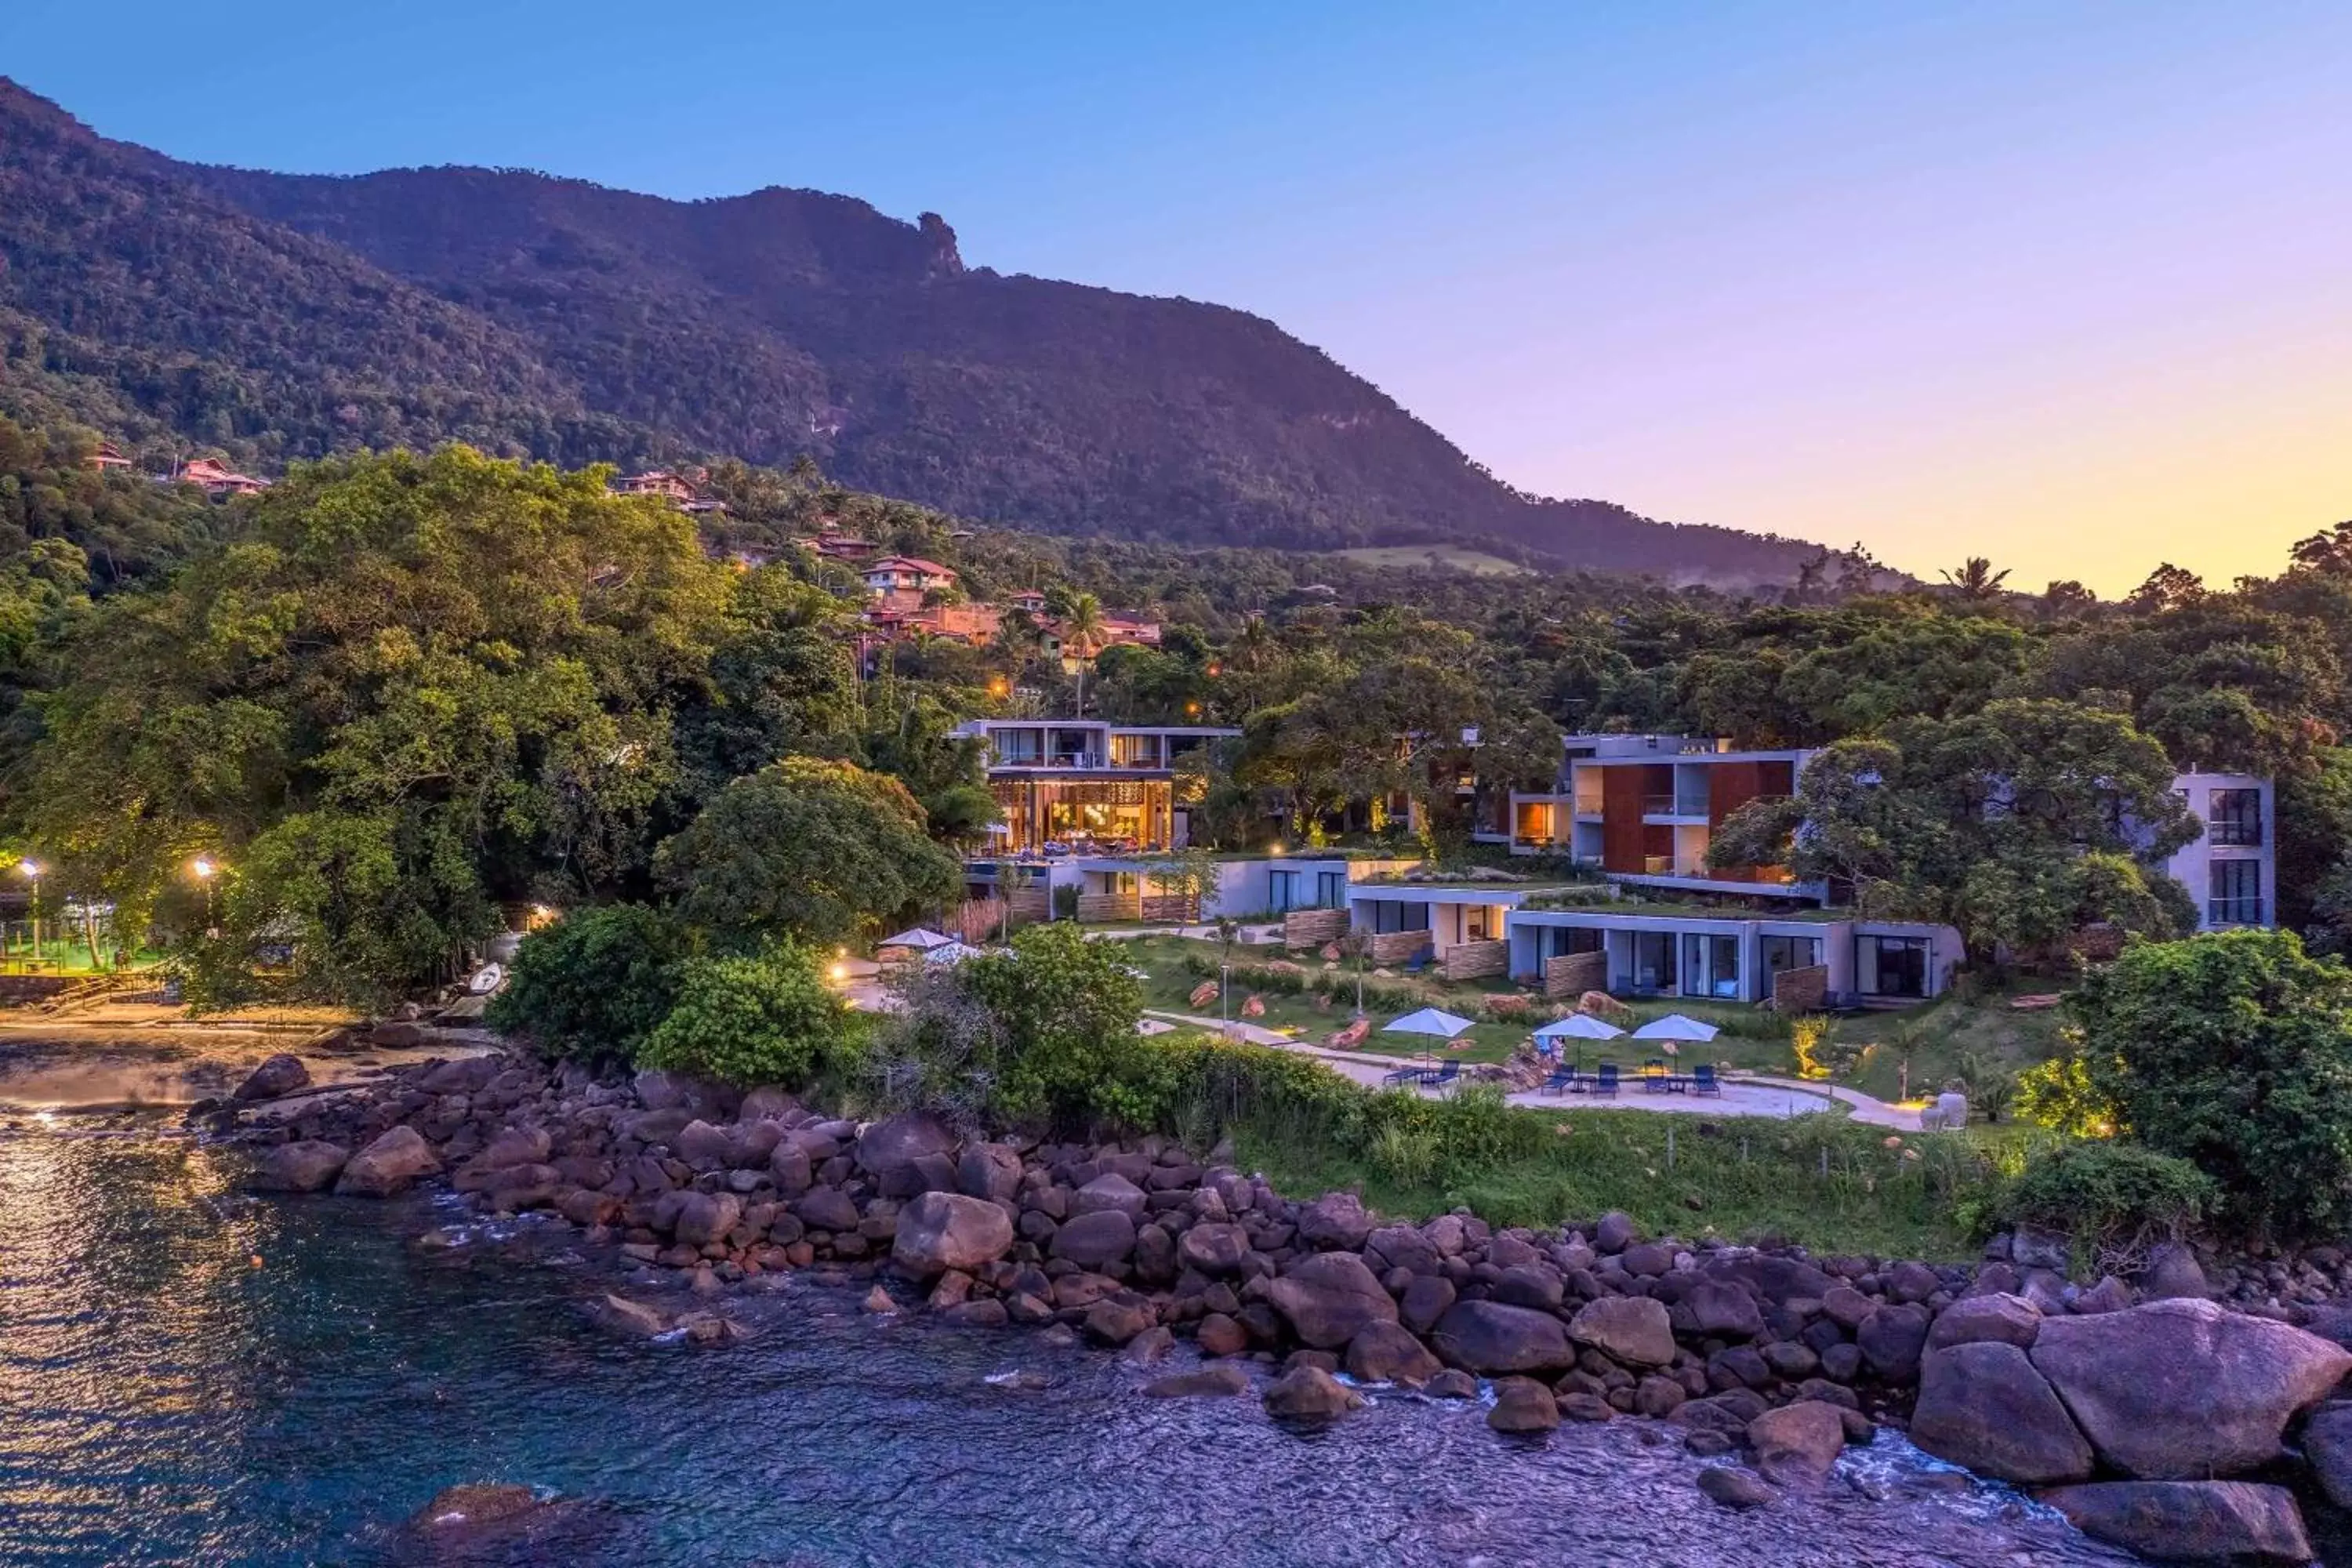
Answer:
xmin=1140 ymin=1010 xmax=1921 ymax=1125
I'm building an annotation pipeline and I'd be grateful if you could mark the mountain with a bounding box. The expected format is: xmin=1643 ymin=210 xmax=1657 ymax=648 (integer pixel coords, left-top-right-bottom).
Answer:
xmin=0 ymin=78 xmax=1846 ymax=586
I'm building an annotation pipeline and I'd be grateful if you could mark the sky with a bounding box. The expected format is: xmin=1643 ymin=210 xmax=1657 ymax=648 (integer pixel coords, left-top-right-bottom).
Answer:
xmin=5 ymin=1 xmax=2349 ymax=593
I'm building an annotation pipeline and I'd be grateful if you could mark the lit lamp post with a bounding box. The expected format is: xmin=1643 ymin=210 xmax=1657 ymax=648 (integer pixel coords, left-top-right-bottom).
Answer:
xmin=16 ymin=859 xmax=39 ymax=967
xmin=191 ymin=856 xmax=219 ymax=938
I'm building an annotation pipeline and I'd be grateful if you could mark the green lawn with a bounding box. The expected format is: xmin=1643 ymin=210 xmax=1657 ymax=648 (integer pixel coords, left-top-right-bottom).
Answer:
xmin=1823 ymin=984 xmax=2073 ymax=1109
xmin=1231 ymin=1101 xmax=2021 ymax=1260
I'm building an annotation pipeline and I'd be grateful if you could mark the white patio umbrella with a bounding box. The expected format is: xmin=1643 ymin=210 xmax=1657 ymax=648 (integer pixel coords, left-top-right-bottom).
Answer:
xmin=1534 ymin=1014 xmax=1624 ymax=1041
xmin=1382 ymin=1007 xmax=1476 ymax=1040
xmin=924 ymin=940 xmax=981 ymax=966
xmin=1632 ymin=1012 xmax=1720 ymax=1058
xmin=879 ymin=927 xmax=956 ymax=951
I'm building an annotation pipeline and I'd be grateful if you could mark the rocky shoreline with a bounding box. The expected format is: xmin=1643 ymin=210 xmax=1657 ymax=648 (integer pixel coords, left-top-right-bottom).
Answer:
xmin=209 ymin=1044 xmax=2352 ymax=1565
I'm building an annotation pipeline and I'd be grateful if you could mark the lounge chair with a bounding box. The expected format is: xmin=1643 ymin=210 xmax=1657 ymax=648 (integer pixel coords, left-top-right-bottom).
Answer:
xmin=1421 ymin=1059 xmax=1461 ymax=1091
xmin=1692 ymin=1062 xmax=1721 ymax=1097
xmin=1642 ymin=1058 xmax=1669 ymax=1093
xmin=1381 ymin=1062 xmax=1424 ymax=1087
xmin=1593 ymin=1062 xmax=1619 ymax=1098
xmin=1541 ymin=1066 xmax=1578 ymax=1096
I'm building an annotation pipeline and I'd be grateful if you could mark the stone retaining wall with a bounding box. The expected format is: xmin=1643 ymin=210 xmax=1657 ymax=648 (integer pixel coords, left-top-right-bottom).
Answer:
xmin=1366 ymin=929 xmax=1432 ymax=966
xmin=1283 ymin=908 xmax=1348 ymax=950
xmin=1441 ymin=939 xmax=1508 ymax=983
xmin=1544 ymin=952 xmax=1606 ymax=1000
xmin=1772 ymin=964 xmax=1828 ymax=1014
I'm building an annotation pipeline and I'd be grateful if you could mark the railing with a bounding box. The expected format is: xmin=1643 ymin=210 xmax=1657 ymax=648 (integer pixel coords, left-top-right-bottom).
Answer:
xmin=2209 ymin=819 xmax=2263 ymax=847
xmin=1642 ymin=794 xmax=1709 ymax=817
xmin=1642 ymin=855 xmax=1674 ymax=875
xmin=2209 ymin=897 xmax=2266 ymax=927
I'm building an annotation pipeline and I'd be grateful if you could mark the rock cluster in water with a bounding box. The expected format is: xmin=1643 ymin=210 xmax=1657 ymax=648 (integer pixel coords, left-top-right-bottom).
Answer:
xmin=212 ymin=1049 xmax=2352 ymax=1564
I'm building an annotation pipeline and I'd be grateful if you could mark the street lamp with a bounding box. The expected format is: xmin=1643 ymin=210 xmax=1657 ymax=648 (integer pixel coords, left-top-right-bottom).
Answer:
xmin=191 ymin=856 xmax=218 ymax=935
xmin=16 ymin=860 xmax=40 ymax=965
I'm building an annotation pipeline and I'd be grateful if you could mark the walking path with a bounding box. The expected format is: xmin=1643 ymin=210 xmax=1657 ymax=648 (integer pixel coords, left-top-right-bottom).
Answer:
xmin=1141 ymin=1010 xmax=1922 ymax=1127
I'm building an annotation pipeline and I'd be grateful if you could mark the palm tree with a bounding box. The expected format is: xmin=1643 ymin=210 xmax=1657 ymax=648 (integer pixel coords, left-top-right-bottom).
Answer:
xmin=1940 ymin=557 xmax=2012 ymax=601
xmin=1061 ymin=591 xmax=1106 ymax=716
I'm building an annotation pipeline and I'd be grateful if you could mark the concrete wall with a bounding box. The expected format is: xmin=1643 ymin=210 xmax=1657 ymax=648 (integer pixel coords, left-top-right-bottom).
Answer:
xmin=2162 ymin=772 xmax=2275 ymax=931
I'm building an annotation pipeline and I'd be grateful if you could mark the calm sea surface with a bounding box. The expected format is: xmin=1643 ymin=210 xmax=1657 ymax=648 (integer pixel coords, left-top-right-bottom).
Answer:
xmin=0 ymin=1118 xmax=2158 ymax=1566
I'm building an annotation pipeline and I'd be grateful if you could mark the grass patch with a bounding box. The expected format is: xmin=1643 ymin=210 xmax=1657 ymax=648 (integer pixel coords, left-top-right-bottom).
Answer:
xmin=1825 ymin=984 xmax=2072 ymax=1110
xmin=1229 ymin=1094 xmax=2022 ymax=1260
xmin=1333 ymin=544 xmax=1531 ymax=576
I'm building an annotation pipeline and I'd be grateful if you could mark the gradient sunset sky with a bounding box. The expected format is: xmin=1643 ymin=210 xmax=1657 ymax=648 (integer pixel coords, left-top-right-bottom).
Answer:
xmin=5 ymin=2 xmax=2347 ymax=593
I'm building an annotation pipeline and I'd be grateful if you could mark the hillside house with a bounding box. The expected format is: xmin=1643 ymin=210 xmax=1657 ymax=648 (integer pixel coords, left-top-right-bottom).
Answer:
xmin=85 ymin=441 xmax=131 ymax=471
xmin=953 ymin=717 xmax=1237 ymax=854
xmin=862 ymin=557 xmax=959 ymax=597
xmin=176 ymin=457 xmax=268 ymax=496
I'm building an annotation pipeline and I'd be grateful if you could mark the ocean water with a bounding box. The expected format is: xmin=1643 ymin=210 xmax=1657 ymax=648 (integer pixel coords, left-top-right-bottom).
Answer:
xmin=0 ymin=1118 xmax=2149 ymax=1566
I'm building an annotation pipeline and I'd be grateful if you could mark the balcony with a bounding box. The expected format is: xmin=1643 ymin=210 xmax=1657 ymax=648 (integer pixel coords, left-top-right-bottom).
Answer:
xmin=2209 ymin=897 xmax=2266 ymax=927
xmin=2208 ymin=819 xmax=2263 ymax=848
xmin=1643 ymin=794 xmax=1710 ymax=818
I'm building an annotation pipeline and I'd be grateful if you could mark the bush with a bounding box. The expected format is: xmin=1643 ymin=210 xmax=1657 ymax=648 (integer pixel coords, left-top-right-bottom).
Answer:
xmin=1987 ymin=1142 xmax=2217 ymax=1274
xmin=486 ymin=905 xmax=690 ymax=1068
xmin=638 ymin=940 xmax=869 ymax=1087
xmin=2063 ymin=928 xmax=2352 ymax=1237
xmin=958 ymin=921 xmax=1146 ymax=1129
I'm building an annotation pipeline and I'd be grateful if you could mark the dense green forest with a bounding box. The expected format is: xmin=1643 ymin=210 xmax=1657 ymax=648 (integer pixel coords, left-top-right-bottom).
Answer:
xmin=0 ymin=399 xmax=2347 ymax=1007
xmin=0 ymin=76 xmax=1852 ymax=587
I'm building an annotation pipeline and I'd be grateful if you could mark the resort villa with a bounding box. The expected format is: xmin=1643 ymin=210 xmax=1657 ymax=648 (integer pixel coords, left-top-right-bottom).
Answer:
xmin=1483 ymin=732 xmax=2276 ymax=932
xmin=952 ymin=718 xmax=1239 ymax=856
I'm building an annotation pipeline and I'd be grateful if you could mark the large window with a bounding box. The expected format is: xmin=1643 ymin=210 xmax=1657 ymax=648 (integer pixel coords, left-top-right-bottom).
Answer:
xmin=1543 ymin=927 xmax=1604 ymax=958
xmin=1679 ymin=932 xmax=1741 ymax=1000
xmin=1760 ymin=935 xmax=1823 ymax=982
xmin=1316 ymin=871 xmax=1349 ymax=908
xmin=1628 ymin=931 xmax=1677 ymax=993
xmin=1858 ymin=935 xmax=1930 ymax=999
xmin=1370 ymin=901 xmax=1432 ymax=935
xmin=2210 ymin=858 xmax=2264 ymax=926
xmin=2209 ymin=789 xmax=2263 ymax=848
xmin=1268 ymin=869 xmax=1301 ymax=913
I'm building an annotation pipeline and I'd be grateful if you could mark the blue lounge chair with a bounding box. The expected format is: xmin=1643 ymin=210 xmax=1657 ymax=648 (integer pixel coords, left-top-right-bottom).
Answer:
xmin=1642 ymin=1058 xmax=1670 ymax=1093
xmin=1692 ymin=1062 xmax=1721 ymax=1097
xmin=1381 ymin=1062 xmax=1424 ymax=1087
xmin=1420 ymin=1059 xmax=1461 ymax=1091
xmin=1541 ymin=1065 xmax=1578 ymax=1096
xmin=1594 ymin=1062 xmax=1619 ymax=1098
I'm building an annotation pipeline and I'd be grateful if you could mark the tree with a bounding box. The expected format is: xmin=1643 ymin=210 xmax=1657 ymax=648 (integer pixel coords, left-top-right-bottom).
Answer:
xmin=486 ymin=904 xmax=691 ymax=1068
xmin=12 ymin=446 xmax=734 ymax=1007
xmin=2061 ymin=930 xmax=2352 ymax=1238
xmin=655 ymin=756 xmax=963 ymax=948
xmin=1717 ymin=701 xmax=2198 ymax=959
xmin=639 ymin=939 xmax=868 ymax=1087
xmin=1940 ymin=557 xmax=2011 ymax=600
xmin=1141 ymin=846 xmax=1221 ymax=920
xmin=959 ymin=920 xmax=1146 ymax=1130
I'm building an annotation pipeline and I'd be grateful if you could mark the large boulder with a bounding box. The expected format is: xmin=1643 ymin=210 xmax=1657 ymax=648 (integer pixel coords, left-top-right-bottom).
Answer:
xmin=1926 ymin=1293 xmax=2042 ymax=1352
xmin=1682 ymin=1281 xmax=1764 ymax=1339
xmin=891 ymin=1191 xmax=1015 ymax=1277
xmin=1070 ymin=1173 xmax=1149 ymax=1220
xmin=2303 ymin=1405 xmax=2352 ymax=1510
xmin=1746 ymin=1401 xmax=1846 ymax=1489
xmin=234 ymin=1053 xmax=311 ymax=1102
xmin=2040 ymin=1482 xmax=2311 ymax=1565
xmin=249 ymin=1140 xmax=349 ymax=1193
xmin=1856 ymin=1302 xmax=1931 ymax=1383
xmin=854 ymin=1112 xmax=956 ymax=1179
xmin=1262 ymin=1363 xmax=1363 ymax=1420
xmin=633 ymin=1069 xmax=728 ymax=1117
xmin=669 ymin=1191 xmax=741 ymax=1247
xmin=956 ymin=1142 xmax=1024 ymax=1203
xmin=2028 ymin=1298 xmax=2352 ymax=1479
xmin=335 ymin=1126 xmax=441 ymax=1196
xmin=1144 ymin=1365 xmax=1250 ymax=1399
xmin=1296 ymin=1191 xmax=1376 ymax=1250
xmin=1567 ymin=1295 xmax=1676 ymax=1368
xmin=1176 ymin=1221 xmax=1250 ymax=1276
xmin=1430 ymin=1300 xmax=1576 ymax=1375
xmin=1266 ymin=1251 xmax=1399 ymax=1349
xmin=1050 ymin=1210 xmax=1138 ymax=1270
xmin=1345 ymin=1320 xmax=1443 ymax=1385
xmin=1909 ymin=1343 xmax=2093 ymax=1486
xmin=1487 ymin=1377 xmax=1561 ymax=1433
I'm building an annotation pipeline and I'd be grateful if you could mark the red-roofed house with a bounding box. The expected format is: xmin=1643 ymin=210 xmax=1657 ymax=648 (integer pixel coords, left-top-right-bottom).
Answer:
xmin=862 ymin=557 xmax=960 ymax=597
xmin=177 ymin=457 xmax=268 ymax=496
xmin=85 ymin=441 xmax=131 ymax=472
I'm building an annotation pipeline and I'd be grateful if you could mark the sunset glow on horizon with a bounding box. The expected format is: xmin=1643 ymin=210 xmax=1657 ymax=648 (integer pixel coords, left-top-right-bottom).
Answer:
xmin=4 ymin=1 xmax=2344 ymax=593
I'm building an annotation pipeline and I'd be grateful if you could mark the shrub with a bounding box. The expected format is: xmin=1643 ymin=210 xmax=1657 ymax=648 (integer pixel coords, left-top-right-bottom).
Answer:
xmin=486 ymin=904 xmax=690 ymax=1068
xmin=1987 ymin=1141 xmax=2217 ymax=1275
xmin=637 ymin=940 xmax=868 ymax=1087
xmin=959 ymin=921 xmax=1145 ymax=1129
xmin=2065 ymin=929 xmax=2352 ymax=1237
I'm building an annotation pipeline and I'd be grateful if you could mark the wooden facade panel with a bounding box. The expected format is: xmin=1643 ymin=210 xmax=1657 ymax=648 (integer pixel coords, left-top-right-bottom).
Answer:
xmin=1601 ymin=767 xmax=1648 ymax=873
